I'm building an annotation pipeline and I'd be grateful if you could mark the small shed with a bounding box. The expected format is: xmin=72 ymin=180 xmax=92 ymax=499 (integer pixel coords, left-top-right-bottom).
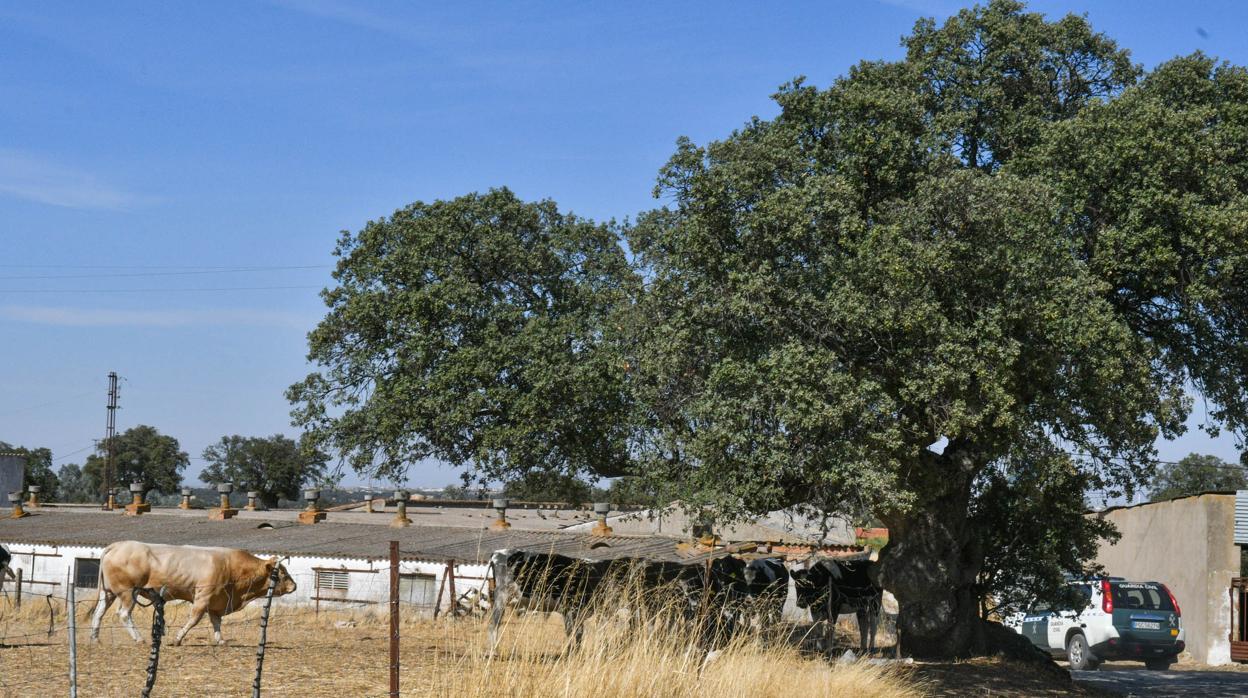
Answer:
xmin=1093 ymin=492 xmax=1243 ymax=664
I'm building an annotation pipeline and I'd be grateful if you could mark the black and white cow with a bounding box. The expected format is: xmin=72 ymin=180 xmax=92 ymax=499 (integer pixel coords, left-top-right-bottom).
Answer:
xmin=487 ymin=550 xmax=616 ymax=652
xmin=666 ymin=556 xmax=787 ymax=644
xmin=486 ymin=550 xmax=792 ymax=652
xmin=0 ymin=545 xmax=11 ymax=592
xmin=740 ymin=557 xmax=789 ymax=622
xmin=792 ymin=558 xmax=883 ymax=655
xmin=487 ymin=550 xmax=808 ymax=654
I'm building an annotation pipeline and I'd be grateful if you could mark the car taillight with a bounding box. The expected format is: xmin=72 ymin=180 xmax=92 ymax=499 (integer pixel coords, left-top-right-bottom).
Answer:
xmin=1162 ymin=584 xmax=1181 ymax=616
xmin=1101 ymin=580 xmax=1113 ymax=614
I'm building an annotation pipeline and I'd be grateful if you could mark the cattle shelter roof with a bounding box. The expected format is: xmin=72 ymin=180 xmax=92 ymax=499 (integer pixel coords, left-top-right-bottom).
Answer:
xmin=0 ymin=509 xmax=780 ymax=565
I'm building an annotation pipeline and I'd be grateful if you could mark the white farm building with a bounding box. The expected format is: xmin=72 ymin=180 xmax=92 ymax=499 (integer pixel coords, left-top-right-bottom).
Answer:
xmin=0 ymin=501 xmax=862 ymax=618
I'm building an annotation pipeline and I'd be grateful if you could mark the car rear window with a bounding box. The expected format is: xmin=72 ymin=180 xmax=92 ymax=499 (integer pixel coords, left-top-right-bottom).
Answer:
xmin=1110 ymin=582 xmax=1173 ymax=611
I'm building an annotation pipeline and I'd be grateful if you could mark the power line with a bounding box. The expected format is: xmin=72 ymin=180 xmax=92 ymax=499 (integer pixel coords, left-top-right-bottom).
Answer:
xmin=1066 ymin=450 xmax=1246 ymax=471
xmin=52 ymin=444 xmax=96 ymax=462
xmin=0 ymin=389 xmax=99 ymax=418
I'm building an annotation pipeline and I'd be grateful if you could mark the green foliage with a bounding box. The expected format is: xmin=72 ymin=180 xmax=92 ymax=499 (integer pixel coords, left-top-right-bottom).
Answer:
xmin=289 ymin=188 xmax=637 ymax=484
xmin=290 ymin=1 xmax=1248 ymax=656
xmin=199 ymin=434 xmax=329 ymax=508
xmin=438 ymin=484 xmax=480 ymax=501
xmin=602 ymin=477 xmax=666 ymax=508
xmin=83 ymin=425 xmax=187 ymax=496
xmin=56 ymin=463 xmax=96 ymax=503
xmin=503 ymin=471 xmax=594 ymax=505
xmin=627 ymin=0 xmax=1248 ymax=653
xmin=972 ymin=440 xmax=1119 ymax=619
xmin=0 ymin=442 xmax=58 ymax=500
xmin=1148 ymin=453 xmax=1248 ymax=502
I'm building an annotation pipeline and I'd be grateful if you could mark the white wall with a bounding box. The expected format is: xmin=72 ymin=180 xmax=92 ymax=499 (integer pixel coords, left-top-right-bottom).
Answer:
xmin=0 ymin=540 xmax=490 ymax=618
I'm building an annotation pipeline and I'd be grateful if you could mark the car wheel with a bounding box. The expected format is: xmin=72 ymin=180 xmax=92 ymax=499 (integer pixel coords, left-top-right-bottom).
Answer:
xmin=1145 ymin=658 xmax=1173 ymax=671
xmin=1066 ymin=633 xmax=1097 ymax=671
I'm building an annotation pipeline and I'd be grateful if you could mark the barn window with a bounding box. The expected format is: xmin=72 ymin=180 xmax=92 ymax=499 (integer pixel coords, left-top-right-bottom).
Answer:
xmin=398 ymin=573 xmax=437 ymax=607
xmin=74 ymin=558 xmax=100 ymax=589
xmin=315 ymin=570 xmax=350 ymax=591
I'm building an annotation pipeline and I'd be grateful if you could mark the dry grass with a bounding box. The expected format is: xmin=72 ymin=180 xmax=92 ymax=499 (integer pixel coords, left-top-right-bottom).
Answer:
xmin=0 ymin=593 xmax=923 ymax=697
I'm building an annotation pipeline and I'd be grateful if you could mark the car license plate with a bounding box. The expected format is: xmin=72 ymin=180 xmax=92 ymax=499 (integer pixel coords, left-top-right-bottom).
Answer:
xmin=1132 ymin=621 xmax=1161 ymax=630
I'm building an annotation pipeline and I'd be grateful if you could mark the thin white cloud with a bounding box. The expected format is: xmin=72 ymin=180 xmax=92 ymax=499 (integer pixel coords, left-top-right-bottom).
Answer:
xmin=0 ymin=150 xmax=146 ymax=210
xmin=0 ymin=305 xmax=311 ymax=329
xmin=873 ymin=0 xmax=957 ymax=17
xmin=267 ymin=0 xmax=434 ymax=43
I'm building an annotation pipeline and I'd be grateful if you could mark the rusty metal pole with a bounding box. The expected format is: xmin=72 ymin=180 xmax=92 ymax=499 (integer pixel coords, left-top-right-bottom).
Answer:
xmin=67 ymin=574 xmax=78 ymax=698
xmin=389 ymin=540 xmax=399 ymax=698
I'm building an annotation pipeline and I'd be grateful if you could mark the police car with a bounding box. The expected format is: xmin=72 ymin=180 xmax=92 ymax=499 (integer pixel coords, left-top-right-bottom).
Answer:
xmin=1005 ymin=577 xmax=1184 ymax=670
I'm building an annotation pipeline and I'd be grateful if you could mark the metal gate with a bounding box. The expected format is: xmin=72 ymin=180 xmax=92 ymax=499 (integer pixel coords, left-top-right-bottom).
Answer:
xmin=1233 ymin=578 xmax=1248 ymax=663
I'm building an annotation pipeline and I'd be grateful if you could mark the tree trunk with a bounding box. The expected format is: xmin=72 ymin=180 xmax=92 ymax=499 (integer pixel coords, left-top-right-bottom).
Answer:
xmin=877 ymin=448 xmax=984 ymax=659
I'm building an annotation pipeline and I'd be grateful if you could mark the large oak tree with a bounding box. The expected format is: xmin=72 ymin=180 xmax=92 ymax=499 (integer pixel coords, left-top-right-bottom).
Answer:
xmin=288 ymin=189 xmax=636 ymax=485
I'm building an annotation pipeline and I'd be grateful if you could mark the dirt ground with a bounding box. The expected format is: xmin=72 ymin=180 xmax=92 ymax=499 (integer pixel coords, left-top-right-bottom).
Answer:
xmin=0 ymin=600 xmax=1106 ymax=697
xmin=914 ymin=657 xmax=1115 ymax=697
xmin=1 ymin=601 xmax=493 ymax=697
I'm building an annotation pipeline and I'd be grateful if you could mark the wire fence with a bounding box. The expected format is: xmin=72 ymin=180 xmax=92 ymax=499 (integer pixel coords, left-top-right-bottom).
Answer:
xmin=1 ymin=551 xmax=898 ymax=697
xmin=0 ymin=563 xmax=443 ymax=697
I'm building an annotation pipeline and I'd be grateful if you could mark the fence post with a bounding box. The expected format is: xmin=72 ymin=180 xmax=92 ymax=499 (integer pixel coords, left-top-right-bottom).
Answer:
xmin=140 ymin=588 xmax=167 ymax=698
xmin=67 ymin=576 xmax=78 ymax=698
xmin=252 ymin=559 xmax=283 ymax=698
xmin=432 ymin=572 xmax=446 ymax=620
xmin=447 ymin=561 xmax=456 ymax=617
xmin=14 ymin=568 xmax=21 ymax=609
xmin=389 ymin=540 xmax=399 ymax=698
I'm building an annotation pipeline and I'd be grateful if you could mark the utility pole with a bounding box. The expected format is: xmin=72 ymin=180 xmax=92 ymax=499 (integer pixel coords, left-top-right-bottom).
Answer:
xmin=103 ymin=371 xmax=119 ymax=510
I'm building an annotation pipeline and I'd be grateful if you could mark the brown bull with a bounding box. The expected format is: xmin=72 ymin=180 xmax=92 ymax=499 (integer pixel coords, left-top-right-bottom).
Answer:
xmin=90 ymin=540 xmax=296 ymax=645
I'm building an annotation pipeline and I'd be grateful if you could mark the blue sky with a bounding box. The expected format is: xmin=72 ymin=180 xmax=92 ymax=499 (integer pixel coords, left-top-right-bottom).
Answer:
xmin=2 ymin=0 xmax=1245 ymax=490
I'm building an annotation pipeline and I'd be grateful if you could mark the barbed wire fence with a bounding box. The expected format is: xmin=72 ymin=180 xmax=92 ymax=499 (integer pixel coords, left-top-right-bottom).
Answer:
xmin=1 ymin=546 xmax=892 ymax=695
xmin=0 ymin=543 xmax=485 ymax=697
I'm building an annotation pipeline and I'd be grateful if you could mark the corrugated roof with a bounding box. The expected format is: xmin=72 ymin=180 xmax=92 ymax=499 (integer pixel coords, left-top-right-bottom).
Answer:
xmin=1093 ymin=490 xmax=1237 ymax=515
xmin=561 ymin=507 xmax=856 ymax=545
xmin=1236 ymin=490 xmax=1248 ymax=546
xmin=0 ymin=509 xmax=716 ymax=564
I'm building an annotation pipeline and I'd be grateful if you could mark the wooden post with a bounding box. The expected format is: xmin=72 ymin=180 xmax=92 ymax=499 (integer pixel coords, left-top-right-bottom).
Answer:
xmin=252 ymin=560 xmax=282 ymax=698
xmin=389 ymin=540 xmax=399 ymax=698
xmin=447 ymin=561 xmax=457 ymax=617
xmin=432 ymin=573 xmax=447 ymax=620
xmin=14 ymin=568 xmax=22 ymax=609
xmin=67 ymin=575 xmax=78 ymax=698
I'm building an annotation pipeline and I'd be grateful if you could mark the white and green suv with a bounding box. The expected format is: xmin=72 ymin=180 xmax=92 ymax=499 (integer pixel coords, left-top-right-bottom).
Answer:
xmin=1006 ymin=577 xmax=1184 ymax=670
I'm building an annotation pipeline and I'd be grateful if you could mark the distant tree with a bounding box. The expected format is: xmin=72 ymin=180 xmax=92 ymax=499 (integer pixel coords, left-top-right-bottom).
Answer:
xmin=199 ymin=434 xmax=328 ymax=509
xmin=503 ymin=471 xmax=594 ymax=505
xmin=83 ymin=425 xmax=187 ymax=496
xmin=56 ymin=463 xmax=96 ymax=503
xmin=600 ymin=477 xmax=665 ymax=508
xmin=1148 ymin=453 xmax=1248 ymax=502
xmin=0 ymin=442 xmax=59 ymax=500
xmin=438 ymin=485 xmax=479 ymax=501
